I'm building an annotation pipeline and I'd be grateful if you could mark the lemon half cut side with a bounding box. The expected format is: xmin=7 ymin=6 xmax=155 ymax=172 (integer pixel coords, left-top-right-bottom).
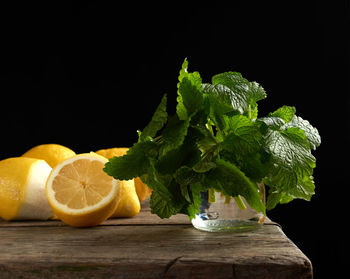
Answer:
xmin=46 ymin=153 xmax=121 ymax=227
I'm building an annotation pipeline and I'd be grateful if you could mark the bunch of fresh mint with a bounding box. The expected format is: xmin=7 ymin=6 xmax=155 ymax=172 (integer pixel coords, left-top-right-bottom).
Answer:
xmin=104 ymin=59 xmax=321 ymax=219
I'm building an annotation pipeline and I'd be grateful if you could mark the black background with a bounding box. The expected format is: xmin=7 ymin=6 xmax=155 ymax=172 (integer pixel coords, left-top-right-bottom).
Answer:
xmin=0 ymin=1 xmax=349 ymax=277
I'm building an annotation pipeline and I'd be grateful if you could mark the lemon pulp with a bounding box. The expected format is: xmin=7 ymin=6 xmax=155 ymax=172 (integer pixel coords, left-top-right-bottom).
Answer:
xmin=52 ymin=159 xmax=114 ymax=209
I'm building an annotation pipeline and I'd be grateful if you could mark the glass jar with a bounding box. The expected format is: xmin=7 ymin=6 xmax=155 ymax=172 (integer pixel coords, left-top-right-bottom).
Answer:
xmin=191 ymin=184 xmax=265 ymax=232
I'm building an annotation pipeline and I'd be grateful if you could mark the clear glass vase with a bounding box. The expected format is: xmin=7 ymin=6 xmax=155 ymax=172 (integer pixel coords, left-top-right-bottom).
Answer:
xmin=191 ymin=185 xmax=265 ymax=232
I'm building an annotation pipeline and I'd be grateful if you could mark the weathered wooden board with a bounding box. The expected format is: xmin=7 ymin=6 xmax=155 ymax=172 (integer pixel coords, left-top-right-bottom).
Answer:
xmin=0 ymin=202 xmax=312 ymax=279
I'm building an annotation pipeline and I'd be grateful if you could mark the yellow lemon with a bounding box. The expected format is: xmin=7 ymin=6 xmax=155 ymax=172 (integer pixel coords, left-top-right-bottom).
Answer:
xmin=95 ymin=147 xmax=129 ymax=159
xmin=96 ymin=147 xmax=141 ymax=217
xmin=111 ymin=179 xmax=141 ymax=218
xmin=96 ymin=147 xmax=152 ymax=202
xmin=46 ymin=152 xmax=121 ymax=227
xmin=22 ymin=144 xmax=76 ymax=168
xmin=134 ymin=177 xmax=153 ymax=202
xmin=0 ymin=157 xmax=53 ymax=220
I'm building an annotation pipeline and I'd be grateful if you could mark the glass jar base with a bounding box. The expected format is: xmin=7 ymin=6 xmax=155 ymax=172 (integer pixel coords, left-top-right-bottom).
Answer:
xmin=192 ymin=214 xmax=262 ymax=233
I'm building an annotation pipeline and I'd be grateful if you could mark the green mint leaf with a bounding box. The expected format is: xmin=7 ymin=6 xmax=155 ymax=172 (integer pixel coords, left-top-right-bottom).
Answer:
xmin=263 ymin=127 xmax=316 ymax=199
xmin=178 ymin=58 xmax=189 ymax=82
xmin=249 ymin=103 xmax=259 ymax=120
xmin=195 ymin=126 xmax=217 ymax=153
xmin=286 ymin=174 xmax=315 ymax=201
xmin=177 ymin=59 xmax=202 ymax=90
xmin=176 ymin=59 xmax=189 ymax=121
xmin=191 ymin=126 xmax=219 ymax=173
xmin=203 ymin=88 xmax=229 ymax=131
xmin=178 ymin=77 xmax=204 ymax=118
xmin=174 ymin=166 xmax=201 ymax=186
xmin=140 ymin=160 xmax=174 ymax=199
xmin=180 ymin=184 xmax=191 ymax=203
xmin=139 ymin=94 xmax=168 ymax=141
xmin=190 ymin=95 xmax=210 ymax=126
xmin=257 ymin=116 xmax=286 ymax=132
xmin=150 ymin=190 xmax=184 ymax=219
xmin=174 ymin=166 xmax=198 ymax=203
xmin=266 ymin=175 xmax=315 ymax=210
xmin=176 ymin=96 xmax=187 ymax=121
xmin=156 ymin=133 xmax=201 ymax=174
xmin=210 ymin=71 xmax=266 ymax=114
xmin=104 ymin=141 xmax=158 ymax=180
xmin=246 ymin=81 xmax=267 ymax=104
xmin=266 ymin=192 xmax=293 ymax=210
xmin=202 ymin=73 xmax=266 ymax=126
xmin=186 ymin=182 xmax=204 ymax=220
xmin=269 ymin=105 xmax=296 ymax=123
xmin=176 ymin=59 xmax=202 ymax=120
xmin=220 ymin=148 xmax=271 ymax=183
xmin=192 ymin=158 xmax=217 ymax=173
xmin=283 ymin=115 xmax=321 ymax=150
xmin=258 ymin=107 xmax=321 ymax=149
xmin=174 ymin=167 xmax=208 ymax=220
xmin=202 ymin=83 xmax=247 ymax=115
xmin=159 ymin=115 xmax=190 ymax=155
xmin=207 ymin=158 xmax=265 ymax=214
xmin=221 ymin=115 xmax=262 ymax=155
xmin=143 ymin=161 xmax=188 ymax=219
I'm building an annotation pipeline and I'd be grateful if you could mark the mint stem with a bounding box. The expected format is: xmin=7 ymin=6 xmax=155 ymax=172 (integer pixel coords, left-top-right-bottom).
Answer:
xmin=209 ymin=188 xmax=216 ymax=203
xmin=224 ymin=195 xmax=231 ymax=204
xmin=233 ymin=195 xmax=247 ymax=210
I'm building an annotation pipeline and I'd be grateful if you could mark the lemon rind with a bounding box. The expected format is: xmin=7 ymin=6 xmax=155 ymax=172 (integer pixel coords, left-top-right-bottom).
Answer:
xmin=16 ymin=160 xmax=54 ymax=220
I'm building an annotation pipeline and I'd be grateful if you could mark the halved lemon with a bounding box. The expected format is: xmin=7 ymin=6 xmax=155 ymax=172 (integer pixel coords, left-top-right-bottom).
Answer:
xmin=46 ymin=152 xmax=121 ymax=227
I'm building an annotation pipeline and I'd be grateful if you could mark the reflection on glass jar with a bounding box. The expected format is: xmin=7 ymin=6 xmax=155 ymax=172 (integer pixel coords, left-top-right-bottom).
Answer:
xmin=191 ymin=184 xmax=265 ymax=232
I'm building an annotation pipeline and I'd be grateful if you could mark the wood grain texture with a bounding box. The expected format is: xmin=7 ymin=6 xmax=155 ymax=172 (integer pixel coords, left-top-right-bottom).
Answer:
xmin=0 ymin=202 xmax=312 ymax=279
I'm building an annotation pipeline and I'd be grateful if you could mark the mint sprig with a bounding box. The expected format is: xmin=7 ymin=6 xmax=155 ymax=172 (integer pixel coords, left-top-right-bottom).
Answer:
xmin=104 ymin=59 xmax=321 ymax=220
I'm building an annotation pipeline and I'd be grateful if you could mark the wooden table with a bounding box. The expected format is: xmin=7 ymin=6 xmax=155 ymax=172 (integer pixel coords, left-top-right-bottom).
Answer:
xmin=0 ymin=202 xmax=312 ymax=279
